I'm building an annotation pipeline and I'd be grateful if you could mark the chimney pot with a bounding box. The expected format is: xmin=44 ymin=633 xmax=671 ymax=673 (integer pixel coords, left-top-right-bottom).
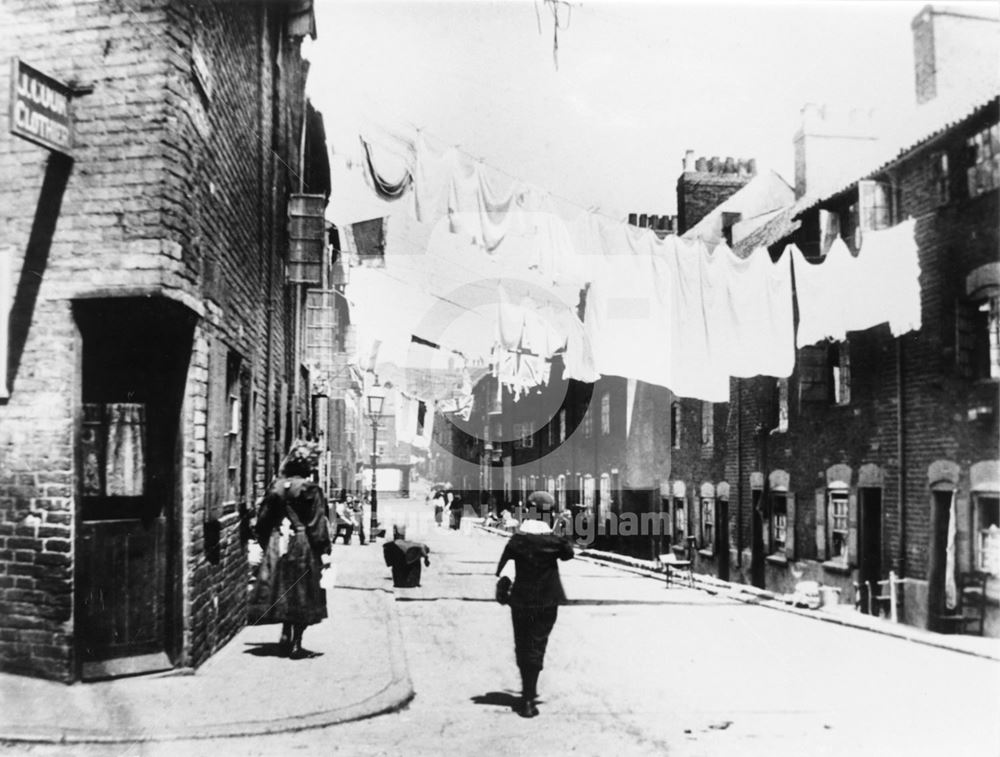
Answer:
xmin=709 ymin=156 xmax=721 ymax=173
xmin=639 ymin=213 xmax=649 ymax=228
xmin=628 ymin=213 xmax=638 ymax=226
xmin=695 ymin=157 xmax=708 ymax=172
xmin=683 ymin=149 xmax=696 ymax=172
xmin=747 ymin=158 xmax=757 ymax=175
xmin=724 ymin=156 xmax=736 ymax=173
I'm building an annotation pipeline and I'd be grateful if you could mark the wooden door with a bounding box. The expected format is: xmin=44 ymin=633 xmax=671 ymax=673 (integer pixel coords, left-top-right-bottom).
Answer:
xmin=717 ymin=499 xmax=730 ymax=582
xmin=77 ymin=507 xmax=169 ymax=678
xmin=858 ymin=488 xmax=882 ymax=614
xmin=74 ymin=298 xmax=193 ymax=680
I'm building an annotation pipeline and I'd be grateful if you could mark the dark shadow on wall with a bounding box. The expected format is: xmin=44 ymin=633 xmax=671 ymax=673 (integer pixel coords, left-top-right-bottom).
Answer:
xmin=5 ymin=153 xmax=73 ymax=399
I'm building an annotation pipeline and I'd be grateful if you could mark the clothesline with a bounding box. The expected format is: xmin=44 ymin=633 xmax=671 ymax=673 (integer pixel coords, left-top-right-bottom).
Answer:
xmin=355 ymin=118 xmax=652 ymax=235
xmin=343 ymin=123 xmax=922 ymax=407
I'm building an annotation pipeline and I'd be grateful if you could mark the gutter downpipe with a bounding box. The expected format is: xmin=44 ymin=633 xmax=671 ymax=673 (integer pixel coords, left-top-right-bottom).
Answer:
xmin=897 ymin=337 xmax=907 ymax=597
xmin=736 ymin=377 xmax=743 ymax=567
xmin=263 ymin=11 xmax=280 ymax=483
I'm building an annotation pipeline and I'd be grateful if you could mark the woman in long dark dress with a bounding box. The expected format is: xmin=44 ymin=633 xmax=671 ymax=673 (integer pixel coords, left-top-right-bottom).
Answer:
xmin=495 ymin=516 xmax=574 ymax=718
xmin=252 ymin=443 xmax=331 ymax=658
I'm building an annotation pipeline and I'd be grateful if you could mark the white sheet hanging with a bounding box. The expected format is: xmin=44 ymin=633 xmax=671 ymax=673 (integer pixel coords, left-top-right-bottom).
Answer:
xmin=792 ymin=239 xmax=854 ymax=347
xmin=792 ymin=218 xmax=920 ymax=347
xmin=582 ymin=236 xmax=674 ymax=390
xmin=852 ymin=218 xmax=921 ymax=337
xmin=717 ymin=244 xmax=795 ymax=379
xmin=667 ymin=238 xmax=730 ymax=402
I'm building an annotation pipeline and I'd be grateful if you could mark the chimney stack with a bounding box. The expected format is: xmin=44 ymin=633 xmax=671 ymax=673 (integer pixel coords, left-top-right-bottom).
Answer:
xmin=675 ymin=151 xmax=758 ymax=233
xmin=911 ymin=4 xmax=1000 ymax=105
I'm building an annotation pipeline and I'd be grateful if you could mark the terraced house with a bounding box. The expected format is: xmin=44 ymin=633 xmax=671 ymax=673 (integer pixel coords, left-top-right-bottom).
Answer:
xmin=0 ymin=0 xmax=338 ymax=681
xmin=448 ymin=4 xmax=999 ymax=638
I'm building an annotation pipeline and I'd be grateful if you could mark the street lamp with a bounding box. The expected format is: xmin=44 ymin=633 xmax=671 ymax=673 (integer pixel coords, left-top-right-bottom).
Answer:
xmin=366 ymin=383 xmax=386 ymax=543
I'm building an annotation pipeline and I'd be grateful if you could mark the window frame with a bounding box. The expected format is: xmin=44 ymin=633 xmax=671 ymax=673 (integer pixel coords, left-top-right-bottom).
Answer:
xmin=831 ymin=340 xmax=851 ymax=406
xmin=828 ymin=489 xmax=850 ymax=567
xmin=514 ymin=420 xmax=535 ymax=449
xmin=600 ymin=392 xmax=611 ymax=435
xmin=973 ymin=492 xmax=1000 ymax=575
xmin=966 ymin=122 xmax=1000 ymax=199
xmin=701 ymin=401 xmax=714 ymax=447
xmin=701 ymin=496 xmax=715 ymax=553
xmin=673 ymin=496 xmax=687 ymax=546
xmin=930 ymin=149 xmax=950 ymax=206
xmin=583 ymin=474 xmax=595 ymax=512
xmin=599 ymin=473 xmax=611 ymax=521
xmin=777 ymin=378 xmax=789 ymax=432
xmin=770 ymin=494 xmax=787 ymax=555
xmin=958 ymin=287 xmax=1000 ymax=381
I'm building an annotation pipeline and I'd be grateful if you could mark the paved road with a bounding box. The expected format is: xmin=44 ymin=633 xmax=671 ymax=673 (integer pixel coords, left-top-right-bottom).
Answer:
xmin=12 ymin=495 xmax=1000 ymax=757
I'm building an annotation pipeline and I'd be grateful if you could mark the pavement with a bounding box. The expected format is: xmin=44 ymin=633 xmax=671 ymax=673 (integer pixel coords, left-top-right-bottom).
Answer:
xmin=0 ymin=535 xmax=414 ymax=745
xmin=571 ymin=543 xmax=1000 ymax=662
xmin=2 ymin=511 xmax=998 ymax=747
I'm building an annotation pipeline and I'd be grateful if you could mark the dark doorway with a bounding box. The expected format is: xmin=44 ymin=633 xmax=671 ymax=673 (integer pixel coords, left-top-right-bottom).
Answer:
xmin=73 ymin=298 xmax=195 ymax=680
xmin=750 ymin=489 xmax=765 ymax=588
xmin=927 ymin=489 xmax=954 ymax=631
xmin=858 ymin=487 xmax=882 ymax=614
xmin=717 ymin=498 xmax=730 ymax=582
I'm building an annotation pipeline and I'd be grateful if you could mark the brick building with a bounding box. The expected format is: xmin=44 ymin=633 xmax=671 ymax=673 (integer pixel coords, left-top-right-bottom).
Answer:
xmin=0 ymin=0 xmax=333 ymax=681
xmin=666 ymin=5 xmax=999 ymax=636
xmin=706 ymin=93 xmax=999 ymax=634
xmin=446 ymin=5 xmax=999 ymax=639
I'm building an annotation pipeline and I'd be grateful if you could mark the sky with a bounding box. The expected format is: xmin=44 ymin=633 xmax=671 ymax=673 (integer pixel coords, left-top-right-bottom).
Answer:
xmin=303 ymin=0 xmax=952 ymax=222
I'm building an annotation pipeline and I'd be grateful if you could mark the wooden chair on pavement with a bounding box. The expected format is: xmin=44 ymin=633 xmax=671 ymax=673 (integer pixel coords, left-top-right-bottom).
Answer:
xmin=659 ymin=551 xmax=693 ymax=589
xmin=866 ymin=571 xmax=907 ymax=622
xmin=956 ymin=571 xmax=989 ymax=637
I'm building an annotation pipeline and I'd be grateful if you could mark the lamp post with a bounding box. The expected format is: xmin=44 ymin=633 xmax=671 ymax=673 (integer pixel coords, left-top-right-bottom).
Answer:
xmin=367 ymin=384 xmax=385 ymax=543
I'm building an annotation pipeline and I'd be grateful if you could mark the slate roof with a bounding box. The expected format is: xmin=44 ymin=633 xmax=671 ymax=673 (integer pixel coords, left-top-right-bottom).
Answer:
xmin=732 ymin=93 xmax=1000 ymax=256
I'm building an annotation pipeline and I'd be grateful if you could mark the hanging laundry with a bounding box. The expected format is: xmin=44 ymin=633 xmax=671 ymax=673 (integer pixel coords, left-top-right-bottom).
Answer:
xmin=716 ymin=244 xmax=795 ymax=379
xmin=412 ymin=400 xmax=435 ymax=449
xmin=352 ymin=217 xmax=387 ymax=266
xmin=791 ymin=238 xmax=853 ymax=347
xmin=393 ymin=391 xmax=419 ymax=445
xmin=361 ymin=137 xmax=411 ymax=200
xmin=412 ymin=133 xmax=458 ymax=224
xmin=581 ymin=240 xmax=673 ymax=390
xmin=496 ymin=284 xmax=524 ymax=351
xmin=666 ymin=238 xmax=730 ymax=402
xmin=449 ymin=161 xmax=519 ymax=252
xmin=792 ymin=218 xmax=919 ymax=346
xmin=105 ymin=403 xmax=146 ymax=496
xmin=851 ymin=218 xmax=921 ymax=337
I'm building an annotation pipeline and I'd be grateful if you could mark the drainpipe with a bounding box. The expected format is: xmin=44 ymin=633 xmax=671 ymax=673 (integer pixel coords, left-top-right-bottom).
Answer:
xmin=263 ymin=12 xmax=281 ymax=482
xmin=736 ymin=378 xmax=743 ymax=567
xmin=261 ymin=5 xmax=273 ymax=483
xmin=897 ymin=338 xmax=906 ymax=579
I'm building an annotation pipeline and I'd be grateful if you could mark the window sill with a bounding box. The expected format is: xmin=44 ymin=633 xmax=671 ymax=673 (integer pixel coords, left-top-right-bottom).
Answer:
xmin=822 ymin=560 xmax=852 ymax=575
xmin=698 ymin=548 xmax=715 ymax=559
xmin=765 ymin=553 xmax=788 ymax=566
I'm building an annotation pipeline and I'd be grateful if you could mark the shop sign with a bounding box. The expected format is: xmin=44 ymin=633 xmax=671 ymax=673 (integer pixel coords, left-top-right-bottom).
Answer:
xmin=9 ymin=58 xmax=73 ymax=156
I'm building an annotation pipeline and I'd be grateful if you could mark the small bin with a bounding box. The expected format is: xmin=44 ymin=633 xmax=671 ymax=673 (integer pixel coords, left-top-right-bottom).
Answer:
xmin=819 ymin=585 xmax=842 ymax=607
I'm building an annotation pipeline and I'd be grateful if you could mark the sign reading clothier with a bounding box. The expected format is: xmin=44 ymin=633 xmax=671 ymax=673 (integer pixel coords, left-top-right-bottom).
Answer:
xmin=9 ymin=58 xmax=73 ymax=156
